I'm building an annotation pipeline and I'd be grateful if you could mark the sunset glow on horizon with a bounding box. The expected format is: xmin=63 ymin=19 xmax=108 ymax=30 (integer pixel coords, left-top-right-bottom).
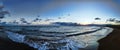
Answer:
xmin=0 ymin=0 xmax=120 ymax=25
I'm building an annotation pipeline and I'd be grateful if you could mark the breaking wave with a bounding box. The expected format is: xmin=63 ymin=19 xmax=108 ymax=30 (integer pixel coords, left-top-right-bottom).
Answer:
xmin=5 ymin=26 xmax=113 ymax=50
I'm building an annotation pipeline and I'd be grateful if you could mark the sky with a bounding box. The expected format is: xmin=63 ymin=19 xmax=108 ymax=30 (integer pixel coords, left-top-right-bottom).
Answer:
xmin=1 ymin=0 xmax=120 ymax=25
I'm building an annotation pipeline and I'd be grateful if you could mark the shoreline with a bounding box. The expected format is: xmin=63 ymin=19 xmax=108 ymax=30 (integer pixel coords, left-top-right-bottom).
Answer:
xmin=0 ymin=37 xmax=36 ymax=50
xmin=0 ymin=26 xmax=118 ymax=50
xmin=98 ymin=27 xmax=120 ymax=50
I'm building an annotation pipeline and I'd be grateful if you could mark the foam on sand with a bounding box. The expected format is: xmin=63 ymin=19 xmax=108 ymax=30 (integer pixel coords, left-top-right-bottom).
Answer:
xmin=6 ymin=26 xmax=113 ymax=50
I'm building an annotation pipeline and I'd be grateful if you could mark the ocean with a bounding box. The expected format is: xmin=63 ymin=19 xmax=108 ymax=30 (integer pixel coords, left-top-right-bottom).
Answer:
xmin=1 ymin=25 xmax=113 ymax=50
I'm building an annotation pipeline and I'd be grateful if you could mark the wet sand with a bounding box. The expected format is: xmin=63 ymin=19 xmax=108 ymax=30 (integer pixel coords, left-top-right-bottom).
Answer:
xmin=0 ymin=26 xmax=119 ymax=50
xmin=0 ymin=28 xmax=36 ymax=50
xmin=0 ymin=38 xmax=36 ymax=50
xmin=98 ymin=26 xmax=120 ymax=50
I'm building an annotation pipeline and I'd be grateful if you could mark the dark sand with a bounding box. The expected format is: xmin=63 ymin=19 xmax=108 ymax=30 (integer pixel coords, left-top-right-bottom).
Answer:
xmin=0 ymin=38 xmax=36 ymax=50
xmin=0 ymin=27 xmax=36 ymax=50
xmin=98 ymin=26 xmax=120 ymax=50
xmin=0 ymin=26 xmax=120 ymax=50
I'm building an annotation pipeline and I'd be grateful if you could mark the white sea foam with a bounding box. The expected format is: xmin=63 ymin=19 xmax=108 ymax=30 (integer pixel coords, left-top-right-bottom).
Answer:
xmin=6 ymin=26 xmax=113 ymax=50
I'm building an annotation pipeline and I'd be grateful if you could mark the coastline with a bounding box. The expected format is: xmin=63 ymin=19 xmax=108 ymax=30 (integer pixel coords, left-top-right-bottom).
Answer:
xmin=0 ymin=26 xmax=117 ymax=50
xmin=98 ymin=26 xmax=120 ymax=50
xmin=0 ymin=37 xmax=36 ymax=50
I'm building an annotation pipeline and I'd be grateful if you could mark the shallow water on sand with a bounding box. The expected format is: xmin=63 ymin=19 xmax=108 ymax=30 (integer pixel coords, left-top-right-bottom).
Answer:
xmin=1 ymin=26 xmax=113 ymax=50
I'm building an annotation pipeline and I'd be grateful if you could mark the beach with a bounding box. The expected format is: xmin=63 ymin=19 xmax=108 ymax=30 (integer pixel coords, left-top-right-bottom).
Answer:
xmin=0 ymin=27 xmax=36 ymax=50
xmin=98 ymin=25 xmax=120 ymax=50
xmin=0 ymin=38 xmax=36 ymax=50
xmin=0 ymin=26 xmax=119 ymax=50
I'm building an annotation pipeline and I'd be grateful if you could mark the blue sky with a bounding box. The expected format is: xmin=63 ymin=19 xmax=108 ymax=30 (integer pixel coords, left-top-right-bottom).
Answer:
xmin=1 ymin=0 xmax=120 ymax=24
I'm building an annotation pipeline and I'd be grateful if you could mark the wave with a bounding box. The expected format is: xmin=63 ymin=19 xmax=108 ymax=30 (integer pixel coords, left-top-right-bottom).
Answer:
xmin=5 ymin=26 xmax=113 ymax=50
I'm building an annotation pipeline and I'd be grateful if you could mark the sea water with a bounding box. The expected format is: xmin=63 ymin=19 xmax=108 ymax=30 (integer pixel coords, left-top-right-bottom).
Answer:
xmin=5 ymin=26 xmax=113 ymax=50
